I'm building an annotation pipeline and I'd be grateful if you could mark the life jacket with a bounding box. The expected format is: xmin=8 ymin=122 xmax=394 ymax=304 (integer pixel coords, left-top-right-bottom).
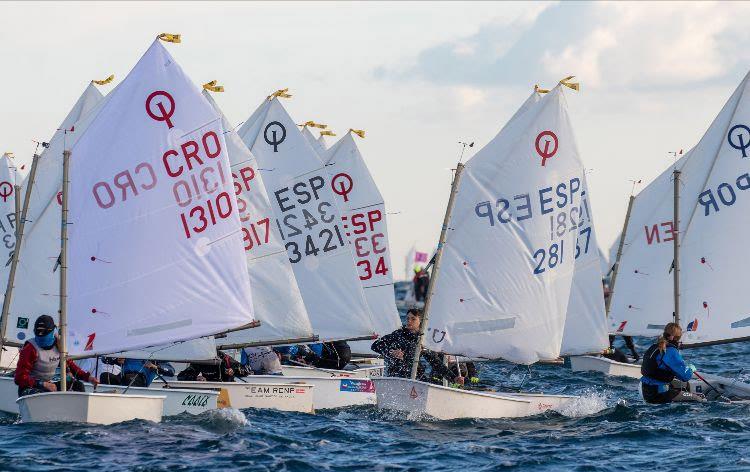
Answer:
xmin=640 ymin=343 xmax=676 ymax=383
xmin=27 ymin=338 xmax=61 ymax=383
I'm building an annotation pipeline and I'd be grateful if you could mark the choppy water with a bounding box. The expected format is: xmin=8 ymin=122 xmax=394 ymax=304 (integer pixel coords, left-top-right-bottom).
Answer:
xmin=2 ymin=337 xmax=750 ymax=471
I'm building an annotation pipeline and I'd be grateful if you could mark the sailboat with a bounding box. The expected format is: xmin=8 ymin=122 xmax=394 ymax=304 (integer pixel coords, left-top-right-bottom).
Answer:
xmin=143 ymin=84 xmax=319 ymax=414
xmin=15 ymin=35 xmax=258 ymax=424
xmin=570 ymin=70 xmax=750 ymax=401
xmin=321 ymin=129 xmax=402 ymax=355
xmin=229 ymin=92 xmax=389 ymax=409
xmin=0 ymin=78 xmax=233 ymax=417
xmin=374 ymin=80 xmax=608 ymax=419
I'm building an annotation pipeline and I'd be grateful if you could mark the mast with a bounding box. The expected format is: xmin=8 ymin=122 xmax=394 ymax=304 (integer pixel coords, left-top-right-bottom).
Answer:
xmin=410 ymin=162 xmax=465 ymax=380
xmin=0 ymin=153 xmax=41 ymax=354
xmin=605 ymin=195 xmax=635 ymax=315
xmin=672 ymin=169 xmax=681 ymax=327
xmin=59 ymin=150 xmax=71 ymax=392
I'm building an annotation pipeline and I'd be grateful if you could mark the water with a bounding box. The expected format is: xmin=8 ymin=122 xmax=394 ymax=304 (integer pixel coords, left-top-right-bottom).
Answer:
xmin=2 ymin=338 xmax=749 ymax=471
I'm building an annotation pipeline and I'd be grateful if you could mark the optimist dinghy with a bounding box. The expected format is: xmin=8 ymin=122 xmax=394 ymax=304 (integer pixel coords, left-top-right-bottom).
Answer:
xmin=17 ymin=35 xmax=257 ymax=424
xmin=376 ymin=80 xmax=609 ymax=419
xmin=571 ymin=70 xmax=750 ymax=401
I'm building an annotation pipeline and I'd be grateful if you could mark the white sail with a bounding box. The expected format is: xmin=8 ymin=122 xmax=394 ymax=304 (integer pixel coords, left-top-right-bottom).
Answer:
xmin=202 ymin=89 xmax=313 ymax=346
xmin=560 ymin=176 xmax=608 ymax=356
xmin=0 ymin=153 xmax=17 ymax=283
xmin=5 ymin=83 xmax=104 ymax=345
xmin=302 ymin=126 xmax=326 ymax=156
xmin=671 ymin=72 xmax=750 ymax=346
xmin=237 ymin=97 xmax=375 ymax=341
xmin=317 ymin=134 xmax=329 ymax=151
xmin=113 ymin=336 xmax=218 ymax=361
xmin=423 ymin=87 xmax=591 ymax=364
xmin=323 ymin=132 xmax=401 ymax=336
xmin=65 ymin=40 xmax=254 ymax=356
xmin=608 ymin=72 xmax=750 ymax=341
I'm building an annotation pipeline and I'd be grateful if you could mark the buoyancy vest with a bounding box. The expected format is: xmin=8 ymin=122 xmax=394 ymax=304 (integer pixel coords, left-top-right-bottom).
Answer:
xmin=27 ymin=338 xmax=60 ymax=383
xmin=641 ymin=343 xmax=675 ymax=383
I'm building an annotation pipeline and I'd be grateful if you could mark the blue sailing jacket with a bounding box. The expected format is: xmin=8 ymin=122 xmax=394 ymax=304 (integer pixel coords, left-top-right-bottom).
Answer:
xmin=641 ymin=345 xmax=693 ymax=389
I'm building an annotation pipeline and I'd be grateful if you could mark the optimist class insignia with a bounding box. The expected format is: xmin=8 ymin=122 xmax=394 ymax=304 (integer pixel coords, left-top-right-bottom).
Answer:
xmin=534 ymin=130 xmax=558 ymax=166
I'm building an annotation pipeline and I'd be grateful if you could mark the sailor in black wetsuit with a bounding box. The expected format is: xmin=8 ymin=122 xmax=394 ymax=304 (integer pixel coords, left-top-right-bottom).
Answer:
xmin=371 ymin=309 xmax=463 ymax=385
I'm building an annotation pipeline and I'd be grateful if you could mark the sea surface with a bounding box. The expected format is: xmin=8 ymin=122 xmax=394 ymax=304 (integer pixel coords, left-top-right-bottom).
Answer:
xmin=1 ymin=337 xmax=749 ymax=471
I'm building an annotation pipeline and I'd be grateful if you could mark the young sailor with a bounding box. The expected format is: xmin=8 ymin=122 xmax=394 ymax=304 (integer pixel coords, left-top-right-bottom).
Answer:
xmin=640 ymin=323 xmax=705 ymax=404
xmin=372 ymin=309 xmax=463 ymax=385
xmin=121 ymin=359 xmax=175 ymax=387
xmin=177 ymin=349 xmax=249 ymax=382
xmin=241 ymin=346 xmax=283 ymax=375
xmin=14 ymin=315 xmax=99 ymax=396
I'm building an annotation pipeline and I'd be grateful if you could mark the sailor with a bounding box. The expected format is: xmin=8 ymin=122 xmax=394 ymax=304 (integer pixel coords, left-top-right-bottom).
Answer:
xmin=605 ymin=335 xmax=640 ymax=363
xmin=177 ymin=349 xmax=249 ymax=382
xmin=305 ymin=341 xmax=352 ymax=370
xmin=14 ymin=315 xmax=99 ymax=396
xmin=640 ymin=322 xmax=705 ymax=404
xmin=412 ymin=267 xmax=430 ymax=302
xmin=98 ymin=357 xmax=125 ymax=385
xmin=121 ymin=359 xmax=175 ymax=387
xmin=241 ymin=346 xmax=282 ymax=375
xmin=371 ymin=308 xmax=463 ymax=385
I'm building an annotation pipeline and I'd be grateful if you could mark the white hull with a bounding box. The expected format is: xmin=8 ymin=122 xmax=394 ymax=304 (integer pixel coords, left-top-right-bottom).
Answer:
xmin=281 ymin=364 xmax=384 ymax=378
xmin=244 ymin=375 xmax=375 ymax=409
xmin=0 ymin=376 xmax=19 ymax=414
xmin=569 ymin=355 xmax=641 ymax=379
xmin=373 ymin=377 xmax=576 ymax=420
xmin=16 ymin=392 xmax=164 ymax=424
xmin=155 ymin=380 xmax=315 ymax=414
xmin=85 ymin=383 xmax=218 ymax=416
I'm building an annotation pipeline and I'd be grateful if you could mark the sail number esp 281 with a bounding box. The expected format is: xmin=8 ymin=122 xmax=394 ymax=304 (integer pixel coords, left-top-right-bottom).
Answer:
xmin=473 ymin=176 xmax=593 ymax=275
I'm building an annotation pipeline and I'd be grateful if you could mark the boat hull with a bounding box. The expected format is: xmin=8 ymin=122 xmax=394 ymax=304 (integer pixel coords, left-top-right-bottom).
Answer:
xmin=689 ymin=373 xmax=750 ymax=400
xmin=245 ymin=375 xmax=375 ymax=409
xmin=569 ymin=355 xmax=641 ymax=379
xmin=373 ymin=377 xmax=576 ymax=419
xmin=85 ymin=383 xmax=218 ymax=416
xmin=281 ymin=364 xmax=384 ymax=378
xmin=154 ymin=380 xmax=315 ymax=414
xmin=0 ymin=376 xmax=19 ymax=414
xmin=16 ymin=392 xmax=164 ymax=424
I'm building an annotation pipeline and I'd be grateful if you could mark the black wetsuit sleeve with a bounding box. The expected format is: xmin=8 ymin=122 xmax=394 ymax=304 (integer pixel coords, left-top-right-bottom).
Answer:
xmin=177 ymin=364 xmax=198 ymax=381
xmin=422 ymin=351 xmax=454 ymax=382
xmin=157 ymin=363 xmax=175 ymax=377
xmin=371 ymin=331 xmax=398 ymax=356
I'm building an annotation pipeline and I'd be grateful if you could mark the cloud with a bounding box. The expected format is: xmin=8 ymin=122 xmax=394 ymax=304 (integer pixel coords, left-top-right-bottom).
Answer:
xmin=377 ymin=2 xmax=750 ymax=90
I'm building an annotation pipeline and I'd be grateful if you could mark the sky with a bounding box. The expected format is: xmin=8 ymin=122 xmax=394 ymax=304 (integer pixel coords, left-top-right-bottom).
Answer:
xmin=1 ymin=1 xmax=749 ymax=280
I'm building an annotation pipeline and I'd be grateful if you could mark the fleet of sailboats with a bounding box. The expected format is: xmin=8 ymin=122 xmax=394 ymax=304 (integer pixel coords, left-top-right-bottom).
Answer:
xmin=1 ymin=32 xmax=745 ymax=424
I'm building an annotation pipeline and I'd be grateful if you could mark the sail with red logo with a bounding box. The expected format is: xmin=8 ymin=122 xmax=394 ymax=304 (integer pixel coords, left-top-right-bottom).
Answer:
xmin=65 ymin=39 xmax=255 ymax=356
xmin=237 ymin=95 xmax=375 ymax=342
xmin=322 ymin=131 xmax=401 ymax=339
xmin=422 ymin=84 xmax=603 ymax=364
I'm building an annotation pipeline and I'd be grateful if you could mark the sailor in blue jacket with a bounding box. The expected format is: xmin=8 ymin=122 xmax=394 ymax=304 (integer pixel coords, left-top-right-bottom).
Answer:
xmin=640 ymin=322 xmax=705 ymax=404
